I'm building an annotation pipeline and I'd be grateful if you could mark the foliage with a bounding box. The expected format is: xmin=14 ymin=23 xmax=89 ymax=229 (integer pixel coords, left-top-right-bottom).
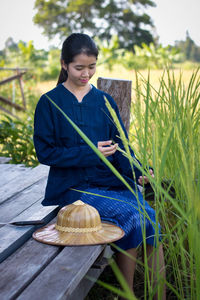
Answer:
xmin=96 ymin=35 xmax=124 ymax=71
xmin=122 ymin=43 xmax=183 ymax=70
xmin=0 ymin=38 xmax=61 ymax=81
xmin=0 ymin=39 xmax=48 ymax=82
xmin=129 ymin=69 xmax=200 ymax=298
xmin=0 ymin=115 xmax=38 ymax=167
xmin=175 ymin=31 xmax=200 ymax=62
xmin=33 ymin=0 xmax=156 ymax=51
xmin=0 ymin=66 xmax=41 ymax=167
xmin=0 ymin=33 xmax=199 ymax=84
xmin=3 ymin=38 xmax=47 ymax=68
xmin=0 ymin=65 xmax=40 ymax=166
xmin=40 ymin=48 xmax=61 ymax=80
xmin=96 ymin=40 xmax=184 ymax=70
xmin=175 ymin=60 xmax=200 ymax=70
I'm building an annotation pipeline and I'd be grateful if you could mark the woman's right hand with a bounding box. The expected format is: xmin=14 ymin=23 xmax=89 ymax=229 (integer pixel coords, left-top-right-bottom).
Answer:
xmin=98 ymin=140 xmax=118 ymax=157
xmin=138 ymin=169 xmax=154 ymax=185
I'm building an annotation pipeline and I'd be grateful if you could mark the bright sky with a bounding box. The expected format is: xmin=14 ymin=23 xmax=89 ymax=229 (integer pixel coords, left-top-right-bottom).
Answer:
xmin=0 ymin=0 xmax=199 ymax=50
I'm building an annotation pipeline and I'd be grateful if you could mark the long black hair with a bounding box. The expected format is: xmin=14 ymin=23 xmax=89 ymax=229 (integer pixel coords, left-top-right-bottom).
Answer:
xmin=57 ymin=33 xmax=99 ymax=85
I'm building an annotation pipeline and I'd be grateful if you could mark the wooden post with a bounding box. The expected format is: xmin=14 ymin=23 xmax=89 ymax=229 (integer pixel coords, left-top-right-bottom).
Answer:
xmin=17 ymin=71 xmax=26 ymax=109
xmin=0 ymin=69 xmax=27 ymax=117
xmin=97 ymin=77 xmax=132 ymax=132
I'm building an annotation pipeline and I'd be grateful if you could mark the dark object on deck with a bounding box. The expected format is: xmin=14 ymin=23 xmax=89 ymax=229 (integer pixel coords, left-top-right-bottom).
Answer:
xmin=0 ymin=220 xmax=45 ymax=226
xmin=144 ymin=180 xmax=176 ymax=201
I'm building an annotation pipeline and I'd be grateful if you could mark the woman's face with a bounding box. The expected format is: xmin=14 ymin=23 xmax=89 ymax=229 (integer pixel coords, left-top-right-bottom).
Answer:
xmin=62 ymin=53 xmax=97 ymax=87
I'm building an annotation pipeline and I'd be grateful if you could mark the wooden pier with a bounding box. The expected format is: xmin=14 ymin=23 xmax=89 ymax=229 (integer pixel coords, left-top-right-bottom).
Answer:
xmin=0 ymin=158 xmax=109 ymax=300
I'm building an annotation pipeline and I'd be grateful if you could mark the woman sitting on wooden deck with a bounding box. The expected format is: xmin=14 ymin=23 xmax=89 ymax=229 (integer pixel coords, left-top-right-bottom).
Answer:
xmin=33 ymin=33 xmax=166 ymax=299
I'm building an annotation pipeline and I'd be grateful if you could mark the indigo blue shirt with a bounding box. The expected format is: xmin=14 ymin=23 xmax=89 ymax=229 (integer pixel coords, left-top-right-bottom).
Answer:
xmin=34 ymin=84 xmax=142 ymax=206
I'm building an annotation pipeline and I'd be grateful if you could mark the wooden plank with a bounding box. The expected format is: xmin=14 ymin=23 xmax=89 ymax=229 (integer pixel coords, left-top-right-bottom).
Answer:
xmin=0 ymin=95 xmax=25 ymax=111
xmin=12 ymin=200 xmax=58 ymax=224
xmin=0 ymin=237 xmax=106 ymax=300
xmin=0 ymin=177 xmax=47 ymax=223
xmin=97 ymin=77 xmax=132 ymax=132
xmin=0 ymin=164 xmax=49 ymax=204
xmin=18 ymin=75 xmax=26 ymax=109
xmin=0 ymin=103 xmax=19 ymax=118
xmin=17 ymin=244 xmax=105 ymax=300
xmin=0 ymin=72 xmax=26 ymax=85
xmin=0 ymin=163 xmax=14 ymax=173
xmin=0 ymin=164 xmax=30 ymax=188
xmin=0 ymin=238 xmax=61 ymax=300
xmin=0 ymin=163 xmax=24 ymax=171
xmin=68 ymin=246 xmax=113 ymax=300
xmin=0 ymin=163 xmax=26 ymax=172
xmin=68 ymin=267 xmax=104 ymax=300
xmin=0 ymin=204 xmax=58 ymax=263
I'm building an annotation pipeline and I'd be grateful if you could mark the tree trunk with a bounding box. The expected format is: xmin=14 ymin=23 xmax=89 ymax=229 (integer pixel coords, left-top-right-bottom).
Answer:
xmin=97 ymin=77 xmax=132 ymax=132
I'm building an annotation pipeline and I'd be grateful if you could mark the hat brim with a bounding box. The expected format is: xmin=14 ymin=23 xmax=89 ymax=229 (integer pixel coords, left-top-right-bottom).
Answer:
xmin=33 ymin=222 xmax=124 ymax=246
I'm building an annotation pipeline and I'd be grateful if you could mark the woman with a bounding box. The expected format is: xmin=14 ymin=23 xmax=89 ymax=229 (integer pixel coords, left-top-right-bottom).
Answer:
xmin=34 ymin=33 xmax=166 ymax=299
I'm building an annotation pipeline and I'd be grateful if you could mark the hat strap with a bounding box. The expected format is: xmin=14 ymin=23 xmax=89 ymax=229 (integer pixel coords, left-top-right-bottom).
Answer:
xmin=55 ymin=224 xmax=102 ymax=233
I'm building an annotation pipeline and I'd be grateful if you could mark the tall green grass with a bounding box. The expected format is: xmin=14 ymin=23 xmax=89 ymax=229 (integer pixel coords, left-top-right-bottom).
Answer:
xmin=47 ymin=68 xmax=200 ymax=299
xmin=129 ymin=68 xmax=200 ymax=299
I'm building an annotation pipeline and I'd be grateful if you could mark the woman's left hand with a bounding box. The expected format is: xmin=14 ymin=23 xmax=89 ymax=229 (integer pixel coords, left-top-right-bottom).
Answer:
xmin=138 ymin=169 xmax=154 ymax=185
xmin=98 ymin=140 xmax=118 ymax=157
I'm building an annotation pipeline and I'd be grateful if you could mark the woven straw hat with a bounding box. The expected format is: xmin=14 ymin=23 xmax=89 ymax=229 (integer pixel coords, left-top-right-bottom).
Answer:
xmin=33 ymin=200 xmax=124 ymax=246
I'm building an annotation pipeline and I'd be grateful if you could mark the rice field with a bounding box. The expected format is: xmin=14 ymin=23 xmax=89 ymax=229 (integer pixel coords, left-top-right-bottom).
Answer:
xmin=35 ymin=66 xmax=197 ymax=96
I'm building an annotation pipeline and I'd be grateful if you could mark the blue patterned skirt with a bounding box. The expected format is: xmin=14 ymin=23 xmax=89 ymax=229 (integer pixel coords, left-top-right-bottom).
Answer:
xmin=78 ymin=187 xmax=161 ymax=250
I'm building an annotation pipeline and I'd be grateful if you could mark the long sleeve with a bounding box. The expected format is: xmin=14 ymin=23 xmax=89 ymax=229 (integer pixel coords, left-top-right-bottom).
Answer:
xmin=34 ymin=95 xmax=100 ymax=168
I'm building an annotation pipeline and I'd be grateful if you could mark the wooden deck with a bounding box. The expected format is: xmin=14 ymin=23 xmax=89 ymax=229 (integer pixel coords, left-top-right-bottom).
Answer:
xmin=0 ymin=158 xmax=109 ymax=300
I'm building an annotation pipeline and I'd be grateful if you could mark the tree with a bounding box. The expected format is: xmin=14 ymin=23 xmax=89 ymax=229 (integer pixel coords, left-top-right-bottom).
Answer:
xmin=4 ymin=37 xmax=18 ymax=52
xmin=33 ymin=0 xmax=156 ymax=51
xmin=175 ymin=31 xmax=200 ymax=62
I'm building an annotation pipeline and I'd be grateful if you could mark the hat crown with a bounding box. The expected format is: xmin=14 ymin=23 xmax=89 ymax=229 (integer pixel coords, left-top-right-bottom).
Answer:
xmin=56 ymin=200 xmax=102 ymax=232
